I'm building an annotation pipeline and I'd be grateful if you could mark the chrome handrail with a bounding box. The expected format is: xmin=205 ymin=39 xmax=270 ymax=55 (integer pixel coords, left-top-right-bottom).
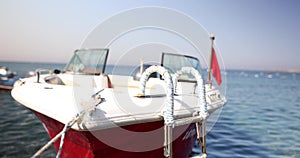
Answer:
xmin=35 ymin=69 xmax=52 ymax=83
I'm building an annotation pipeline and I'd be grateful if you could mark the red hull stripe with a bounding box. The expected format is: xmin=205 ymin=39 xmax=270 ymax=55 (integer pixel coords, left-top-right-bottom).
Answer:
xmin=33 ymin=110 xmax=197 ymax=158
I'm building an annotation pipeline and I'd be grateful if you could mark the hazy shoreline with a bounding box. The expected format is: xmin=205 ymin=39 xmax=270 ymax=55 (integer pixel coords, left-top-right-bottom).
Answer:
xmin=1 ymin=61 xmax=300 ymax=74
xmin=267 ymin=69 xmax=300 ymax=73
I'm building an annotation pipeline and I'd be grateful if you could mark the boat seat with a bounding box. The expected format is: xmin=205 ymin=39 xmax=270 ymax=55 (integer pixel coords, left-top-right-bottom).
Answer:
xmin=44 ymin=75 xmax=65 ymax=85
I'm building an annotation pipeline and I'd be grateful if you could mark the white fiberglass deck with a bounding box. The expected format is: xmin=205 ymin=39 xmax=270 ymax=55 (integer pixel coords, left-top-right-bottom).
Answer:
xmin=12 ymin=73 xmax=225 ymax=131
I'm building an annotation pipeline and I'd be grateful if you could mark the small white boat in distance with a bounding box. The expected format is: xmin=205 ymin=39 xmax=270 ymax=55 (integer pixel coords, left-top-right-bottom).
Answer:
xmin=12 ymin=48 xmax=226 ymax=158
xmin=0 ymin=66 xmax=20 ymax=90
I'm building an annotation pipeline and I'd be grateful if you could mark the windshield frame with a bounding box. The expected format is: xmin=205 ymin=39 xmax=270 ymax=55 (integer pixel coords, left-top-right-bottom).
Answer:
xmin=64 ymin=48 xmax=109 ymax=75
xmin=161 ymin=52 xmax=202 ymax=82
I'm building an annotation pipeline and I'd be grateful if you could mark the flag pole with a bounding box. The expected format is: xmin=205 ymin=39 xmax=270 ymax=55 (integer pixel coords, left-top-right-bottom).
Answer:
xmin=201 ymin=34 xmax=215 ymax=155
xmin=207 ymin=33 xmax=215 ymax=83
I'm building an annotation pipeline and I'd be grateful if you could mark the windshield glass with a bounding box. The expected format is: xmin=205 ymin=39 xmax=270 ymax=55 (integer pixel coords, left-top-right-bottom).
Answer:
xmin=64 ymin=49 xmax=109 ymax=75
xmin=162 ymin=53 xmax=201 ymax=82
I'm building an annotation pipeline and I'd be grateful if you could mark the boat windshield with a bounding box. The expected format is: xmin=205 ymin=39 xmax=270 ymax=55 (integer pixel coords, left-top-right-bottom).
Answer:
xmin=161 ymin=53 xmax=202 ymax=82
xmin=64 ymin=49 xmax=109 ymax=75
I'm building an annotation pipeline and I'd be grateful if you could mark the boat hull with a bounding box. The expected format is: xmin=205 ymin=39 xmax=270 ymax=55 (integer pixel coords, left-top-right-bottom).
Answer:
xmin=0 ymin=79 xmax=18 ymax=90
xmin=33 ymin=110 xmax=197 ymax=158
xmin=0 ymin=84 xmax=13 ymax=90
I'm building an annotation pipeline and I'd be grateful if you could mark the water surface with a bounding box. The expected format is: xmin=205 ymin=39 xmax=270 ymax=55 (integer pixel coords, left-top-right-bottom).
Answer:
xmin=0 ymin=62 xmax=299 ymax=157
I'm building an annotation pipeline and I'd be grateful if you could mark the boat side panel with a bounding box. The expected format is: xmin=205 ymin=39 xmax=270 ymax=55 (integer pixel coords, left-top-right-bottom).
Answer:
xmin=33 ymin=110 xmax=197 ymax=158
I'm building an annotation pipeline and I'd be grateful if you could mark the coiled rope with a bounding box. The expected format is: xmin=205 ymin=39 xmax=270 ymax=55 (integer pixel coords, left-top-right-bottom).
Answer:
xmin=137 ymin=65 xmax=174 ymax=126
xmin=136 ymin=65 xmax=175 ymax=157
xmin=173 ymin=67 xmax=208 ymax=118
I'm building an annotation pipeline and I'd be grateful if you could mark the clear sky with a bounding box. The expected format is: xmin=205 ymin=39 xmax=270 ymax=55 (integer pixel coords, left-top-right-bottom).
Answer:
xmin=0 ymin=0 xmax=299 ymax=70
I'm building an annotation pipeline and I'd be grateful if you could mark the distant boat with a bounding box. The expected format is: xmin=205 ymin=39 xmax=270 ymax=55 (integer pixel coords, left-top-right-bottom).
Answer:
xmin=267 ymin=74 xmax=273 ymax=79
xmin=0 ymin=66 xmax=19 ymax=90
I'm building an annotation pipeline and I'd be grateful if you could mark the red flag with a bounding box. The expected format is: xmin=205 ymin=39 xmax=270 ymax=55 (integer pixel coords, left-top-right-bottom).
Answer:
xmin=211 ymin=48 xmax=222 ymax=85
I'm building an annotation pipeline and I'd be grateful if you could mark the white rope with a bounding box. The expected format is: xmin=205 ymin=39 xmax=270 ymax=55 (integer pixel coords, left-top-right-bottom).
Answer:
xmin=173 ymin=67 xmax=208 ymax=118
xmin=31 ymin=88 xmax=104 ymax=158
xmin=31 ymin=90 xmax=103 ymax=158
xmin=31 ymin=111 xmax=84 ymax=158
xmin=137 ymin=65 xmax=175 ymax=157
xmin=54 ymin=112 xmax=83 ymax=158
xmin=137 ymin=65 xmax=174 ymax=126
xmin=55 ymin=124 xmax=68 ymax=158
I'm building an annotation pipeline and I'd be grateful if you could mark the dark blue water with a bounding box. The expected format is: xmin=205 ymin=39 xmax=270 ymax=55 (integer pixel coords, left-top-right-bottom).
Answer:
xmin=1 ymin=61 xmax=299 ymax=158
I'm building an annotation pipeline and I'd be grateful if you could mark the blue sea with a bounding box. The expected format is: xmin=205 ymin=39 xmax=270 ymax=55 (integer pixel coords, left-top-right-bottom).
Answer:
xmin=0 ymin=61 xmax=299 ymax=158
